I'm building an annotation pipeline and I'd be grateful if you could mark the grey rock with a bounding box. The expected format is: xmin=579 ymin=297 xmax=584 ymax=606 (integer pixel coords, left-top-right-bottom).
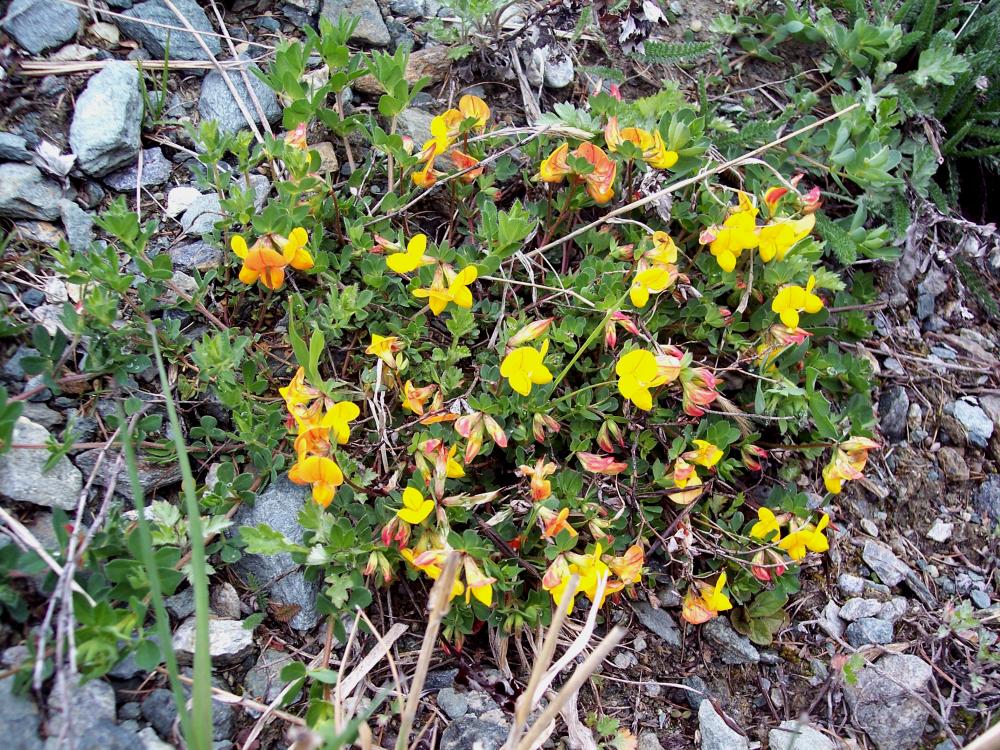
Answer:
xmin=536 ymin=46 xmax=574 ymax=89
xmin=936 ymin=446 xmax=969 ymax=480
xmin=0 ymin=674 xmax=43 ymax=750
xmin=119 ymin=702 xmax=141 ymax=721
xmin=436 ymin=687 xmax=468 ymax=720
xmin=198 ymin=59 xmax=281 ymax=134
xmin=837 ymin=573 xmax=865 ymax=598
xmin=971 ymin=589 xmax=991 ymax=609
xmin=210 ymin=581 xmax=242 ymax=619
xmin=819 ymin=601 xmax=844 ymax=638
xmin=395 ymin=107 xmax=434 ymax=147
xmin=76 ymin=720 xmax=139 ymax=750
xmin=844 ymin=654 xmax=932 ymax=750
xmin=74 ymin=448 xmax=181 ymax=498
xmin=169 ymin=241 xmax=223 ymax=271
xmin=1 ymin=0 xmax=79 ymax=54
xmin=768 ymin=720 xmax=834 ymax=750
xmin=117 ymin=0 xmax=221 ymax=60
xmin=142 ymin=687 xmax=233 ymax=742
xmin=631 ymin=601 xmax=681 ymax=648
xmin=172 ymin=617 xmax=255 ymax=666
xmin=166 ymin=588 xmax=196 ymax=619
xmin=862 ymin=540 xmax=909 ymax=586
xmin=232 ymin=476 xmax=321 ymax=630
xmin=0 ymin=163 xmax=63 ymax=220
xmin=45 ymin=674 xmax=116 ymax=739
xmin=180 ymin=192 xmax=224 ymax=235
xmin=916 ymin=291 xmax=935 ymax=319
xmin=321 ymin=0 xmax=390 ymax=46
xmin=879 ymin=386 xmax=909 ymax=441
xmin=245 ymin=648 xmax=300 ymax=704
xmin=612 ymin=650 xmax=637 ymax=669
xmin=839 ymin=598 xmax=882 ymax=621
xmin=0 ymin=417 xmax=82 ymax=509
xmin=974 ymin=475 xmax=1000 ymax=522
xmin=952 ymin=398 xmax=994 ymax=448
xmin=108 ymin=636 xmax=159 ymax=680
xmin=104 ymin=147 xmax=173 ymax=191
xmin=637 ymin=732 xmax=664 ymax=750
xmin=927 ymin=518 xmax=954 ymax=542
xmin=59 ymin=199 xmax=94 ymax=253
xmin=878 ymin=597 xmax=908 ymax=623
xmin=0 ymin=132 xmax=33 ymax=162
xmin=69 ymin=62 xmax=142 ymax=177
xmin=680 ymin=676 xmax=709 ymax=710
xmin=19 ymin=402 xmax=62 ymax=430
xmin=846 ymin=617 xmax=894 ymax=646
xmin=137 ymin=726 xmax=173 ymax=750
xmin=439 ymin=716 xmax=507 ymax=750
xmin=390 ymin=0 xmax=425 ymax=17
xmin=424 ymin=669 xmax=457 ymax=690
xmin=703 ymin=617 xmax=759 ymax=665
xmin=697 ymin=700 xmax=748 ymax=750
xmin=464 ymin=690 xmax=500 ymax=716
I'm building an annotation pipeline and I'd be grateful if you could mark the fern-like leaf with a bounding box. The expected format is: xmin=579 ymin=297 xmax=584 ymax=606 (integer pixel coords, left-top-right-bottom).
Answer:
xmin=640 ymin=40 xmax=715 ymax=63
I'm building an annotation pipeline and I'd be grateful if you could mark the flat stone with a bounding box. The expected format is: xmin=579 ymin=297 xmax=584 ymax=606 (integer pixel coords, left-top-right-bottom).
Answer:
xmin=172 ymin=617 xmax=255 ymax=667
xmin=59 ymin=199 xmax=94 ymax=253
xmin=926 ymin=518 xmax=954 ymax=543
xmin=231 ymin=476 xmax=321 ymax=630
xmin=1 ymin=0 xmax=80 ymax=55
xmin=0 ymin=417 xmax=82 ymax=510
xmin=846 ymin=617 xmax=894 ymax=646
xmin=0 ymin=132 xmax=33 ymax=162
xmin=974 ymin=475 xmax=1000 ymax=522
xmin=839 ymin=598 xmax=882 ymax=621
xmin=844 ymin=654 xmax=932 ymax=750
xmin=637 ymin=733 xmax=664 ymax=750
xmin=837 ymin=573 xmax=865 ymax=597
xmin=698 ymin=700 xmax=748 ymax=750
xmin=166 ymin=588 xmax=196 ymax=619
xmin=45 ymin=674 xmax=115 ymax=739
xmin=245 ymin=648 xmax=300 ymax=704
xmin=210 ymin=581 xmax=241 ymax=619
xmin=74 ymin=448 xmax=181 ymax=498
xmin=862 ymin=540 xmax=910 ymax=587
xmin=0 ymin=164 xmax=63 ymax=220
xmin=878 ymin=597 xmax=908 ymax=623
xmin=141 ymin=686 xmax=232 ymax=741
xmin=75 ymin=720 xmax=139 ymax=750
xmin=631 ymin=601 xmax=681 ymax=648
xmin=166 ymin=186 xmax=202 ymax=217
xmin=103 ymin=147 xmax=173 ymax=191
xmin=436 ymin=687 xmax=468 ymax=720
xmin=768 ymin=720 xmax=835 ymax=750
xmin=439 ymin=716 xmax=507 ymax=750
xmin=19 ymin=402 xmax=62 ymax=430
xmin=952 ymin=398 xmax=993 ymax=448
xmin=353 ymin=46 xmax=452 ymax=95
xmin=69 ymin=62 xmax=142 ymax=177
xmin=320 ymin=0 xmax=390 ymax=46
xmin=198 ymin=58 xmax=281 ymax=135
xmin=394 ymin=107 xmax=434 ymax=147
xmin=137 ymin=727 xmax=174 ymax=750
xmin=0 ymin=674 xmax=43 ymax=750
xmin=117 ymin=0 xmax=221 ymax=60
xmin=703 ymin=617 xmax=759 ymax=665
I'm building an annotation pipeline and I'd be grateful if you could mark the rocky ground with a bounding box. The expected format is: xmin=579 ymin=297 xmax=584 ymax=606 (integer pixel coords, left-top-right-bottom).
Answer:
xmin=0 ymin=0 xmax=998 ymax=749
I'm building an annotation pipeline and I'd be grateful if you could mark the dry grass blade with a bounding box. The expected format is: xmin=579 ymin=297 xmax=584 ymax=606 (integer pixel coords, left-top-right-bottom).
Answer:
xmin=516 ymin=626 xmax=626 ymax=750
xmin=19 ymin=59 xmax=265 ymax=76
xmin=395 ymin=551 xmax=461 ymax=750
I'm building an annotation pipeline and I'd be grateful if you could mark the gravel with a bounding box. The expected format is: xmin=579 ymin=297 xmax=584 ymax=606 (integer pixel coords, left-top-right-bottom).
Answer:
xmin=0 ymin=417 xmax=82 ymax=509
xmin=45 ymin=674 xmax=116 ymax=740
xmin=926 ymin=518 xmax=954 ymax=542
xmin=697 ymin=700 xmax=749 ymax=750
xmin=838 ymin=597 xmax=883 ymax=621
xmin=631 ymin=601 xmax=682 ymax=648
xmin=436 ymin=687 xmax=469 ymax=720
xmin=0 ymin=163 xmax=64 ymax=220
xmin=837 ymin=573 xmax=865 ymax=598
xmin=844 ymin=654 xmax=932 ymax=750
xmin=862 ymin=540 xmax=910 ymax=587
xmin=198 ymin=58 xmax=281 ymax=134
xmin=320 ymin=0 xmax=390 ymax=46
xmin=75 ymin=720 xmax=140 ymax=750
xmin=0 ymin=674 xmax=43 ymax=750
xmin=117 ymin=0 xmax=221 ymax=60
xmin=845 ymin=617 xmax=894 ymax=646
xmin=142 ymin=687 xmax=233 ymax=742
xmin=166 ymin=588 xmax=196 ymax=619
xmin=1 ymin=0 xmax=80 ymax=55
xmin=702 ymin=617 xmax=760 ymax=665
xmin=439 ymin=716 xmax=507 ymax=750
xmin=69 ymin=62 xmax=142 ymax=177
xmin=103 ymin=147 xmax=173 ymax=192
xmin=974 ymin=475 xmax=1000 ymax=522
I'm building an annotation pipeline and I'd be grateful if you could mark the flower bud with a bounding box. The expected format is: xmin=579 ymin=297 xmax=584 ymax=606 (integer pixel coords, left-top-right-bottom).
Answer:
xmin=762 ymin=186 xmax=788 ymax=214
xmin=508 ymin=318 xmax=554 ymax=348
xmin=577 ymin=452 xmax=629 ymax=475
xmin=483 ymin=414 xmax=508 ymax=448
xmin=284 ymin=122 xmax=308 ymax=150
xmin=801 ymin=186 xmax=822 ymax=214
xmin=751 ymin=549 xmax=786 ymax=582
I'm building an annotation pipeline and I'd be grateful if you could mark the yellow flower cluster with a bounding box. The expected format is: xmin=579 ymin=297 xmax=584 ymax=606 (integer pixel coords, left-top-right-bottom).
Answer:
xmin=231 ymin=228 xmax=313 ymax=290
xmin=412 ymin=95 xmax=490 ymax=188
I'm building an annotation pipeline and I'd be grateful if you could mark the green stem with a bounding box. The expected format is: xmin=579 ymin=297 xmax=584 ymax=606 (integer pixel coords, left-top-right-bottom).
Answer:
xmin=551 ymin=291 xmax=630 ymax=389
xmin=120 ymin=412 xmax=195 ymax=746
xmin=551 ymin=380 xmax=614 ymax=405
xmin=150 ymin=323 xmax=214 ymax=750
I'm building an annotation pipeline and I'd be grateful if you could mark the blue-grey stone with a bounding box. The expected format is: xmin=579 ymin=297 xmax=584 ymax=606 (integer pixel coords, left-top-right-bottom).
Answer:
xmin=69 ymin=62 xmax=143 ymax=177
xmin=198 ymin=58 xmax=281 ymax=134
xmin=103 ymin=147 xmax=173 ymax=192
xmin=0 ymin=132 xmax=32 ymax=162
xmin=0 ymin=164 xmax=63 ymax=220
xmin=117 ymin=0 xmax=220 ymax=60
xmin=1 ymin=0 xmax=79 ymax=55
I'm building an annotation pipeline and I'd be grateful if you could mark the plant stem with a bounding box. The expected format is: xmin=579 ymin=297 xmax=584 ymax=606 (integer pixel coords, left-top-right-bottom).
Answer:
xmin=149 ymin=323 xmax=214 ymax=750
xmin=551 ymin=291 xmax=630 ymax=389
xmin=550 ymin=380 xmax=614 ymax=405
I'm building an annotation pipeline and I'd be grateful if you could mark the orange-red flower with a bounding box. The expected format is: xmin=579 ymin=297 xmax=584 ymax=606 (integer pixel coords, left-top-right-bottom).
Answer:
xmin=577 ymin=452 xmax=628 ymax=475
xmin=537 ymin=142 xmax=617 ymax=204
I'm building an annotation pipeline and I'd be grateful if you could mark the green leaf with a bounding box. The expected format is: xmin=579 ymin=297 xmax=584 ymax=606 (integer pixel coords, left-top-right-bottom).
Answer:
xmin=240 ymin=524 xmax=308 ymax=556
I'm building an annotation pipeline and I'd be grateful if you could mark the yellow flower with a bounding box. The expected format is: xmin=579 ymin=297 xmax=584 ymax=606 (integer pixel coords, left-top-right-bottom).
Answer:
xmin=538 ymin=143 xmax=571 ymax=183
xmin=386 ymin=233 xmax=431 ymax=274
xmin=292 ymin=401 xmax=360 ymax=456
xmin=366 ymin=334 xmax=402 ymax=367
xmin=629 ymin=265 xmax=676 ymax=308
xmin=279 ymin=367 xmax=320 ymax=417
xmin=822 ymin=436 xmax=879 ymax=494
xmin=682 ymin=439 xmax=723 ymax=468
xmin=401 ymin=548 xmax=465 ymax=600
xmin=463 ymin=556 xmax=494 ymax=607
xmin=457 ymin=94 xmax=490 ymax=130
xmin=668 ymin=457 xmax=703 ymax=505
xmin=778 ymin=514 xmax=830 ymax=560
xmin=771 ymin=274 xmax=824 ymax=328
xmin=288 ymin=455 xmax=344 ymax=507
xmin=615 ymin=349 xmax=669 ymax=411
xmin=573 ymin=543 xmax=613 ymax=606
xmin=681 ymin=572 xmax=732 ymax=624
xmin=604 ymin=118 xmax=678 ymax=170
xmin=445 ymin=444 xmax=465 ymax=478
xmin=273 ymin=227 xmax=314 ymax=271
xmin=648 ymin=231 xmax=678 ymax=265
xmin=396 ymin=486 xmax=435 ymax=525
xmin=231 ymin=234 xmax=288 ymax=290
xmin=519 ymin=457 xmax=557 ymax=501
xmin=749 ymin=507 xmax=781 ymax=542
xmin=542 ymin=555 xmax=576 ymax=612
xmin=758 ymin=214 xmax=815 ymax=263
xmin=413 ymin=266 xmax=478 ymax=316
xmin=608 ymin=544 xmax=644 ymax=585
xmin=702 ymin=193 xmax=759 ymax=272
xmin=401 ymin=381 xmax=436 ymax=415
xmin=500 ymin=340 xmax=553 ymax=396
xmin=539 ymin=506 xmax=577 ymax=538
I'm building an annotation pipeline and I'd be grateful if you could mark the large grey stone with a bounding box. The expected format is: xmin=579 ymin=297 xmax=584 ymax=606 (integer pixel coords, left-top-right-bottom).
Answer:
xmin=69 ymin=62 xmax=143 ymax=177
xmin=395 ymin=107 xmax=434 ymax=146
xmin=0 ymin=417 xmax=82 ymax=510
xmin=0 ymin=164 xmax=63 ymax=220
xmin=169 ymin=240 xmax=223 ymax=271
xmin=844 ymin=654 xmax=932 ymax=750
xmin=232 ymin=476 xmax=321 ymax=630
xmin=75 ymin=720 xmax=139 ymax=750
xmin=103 ymin=147 xmax=173 ymax=192
xmin=171 ymin=617 xmax=255 ymax=667
xmin=1 ymin=0 xmax=80 ymax=55
xmin=245 ymin=648 xmax=301 ymax=704
xmin=321 ymin=0 xmax=390 ymax=46
xmin=952 ymin=398 xmax=994 ymax=448
xmin=74 ymin=448 xmax=181 ymax=498
xmin=631 ymin=601 xmax=681 ymax=648
xmin=141 ymin=686 xmax=233 ymax=742
xmin=117 ymin=0 xmax=221 ymax=60
xmin=439 ymin=716 xmax=507 ymax=750
xmin=198 ymin=59 xmax=281 ymax=134
xmin=768 ymin=720 xmax=835 ymax=750
xmin=879 ymin=386 xmax=909 ymax=442
xmin=0 ymin=675 xmax=43 ymax=750
xmin=703 ymin=617 xmax=759 ymax=665
xmin=845 ymin=617 xmax=894 ymax=646
xmin=862 ymin=540 xmax=909 ymax=587
xmin=45 ymin=674 xmax=116 ymax=740
xmin=180 ymin=192 xmax=224 ymax=235
xmin=697 ymin=700 xmax=749 ymax=750
xmin=0 ymin=132 xmax=33 ymax=162
xmin=59 ymin=199 xmax=94 ymax=253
